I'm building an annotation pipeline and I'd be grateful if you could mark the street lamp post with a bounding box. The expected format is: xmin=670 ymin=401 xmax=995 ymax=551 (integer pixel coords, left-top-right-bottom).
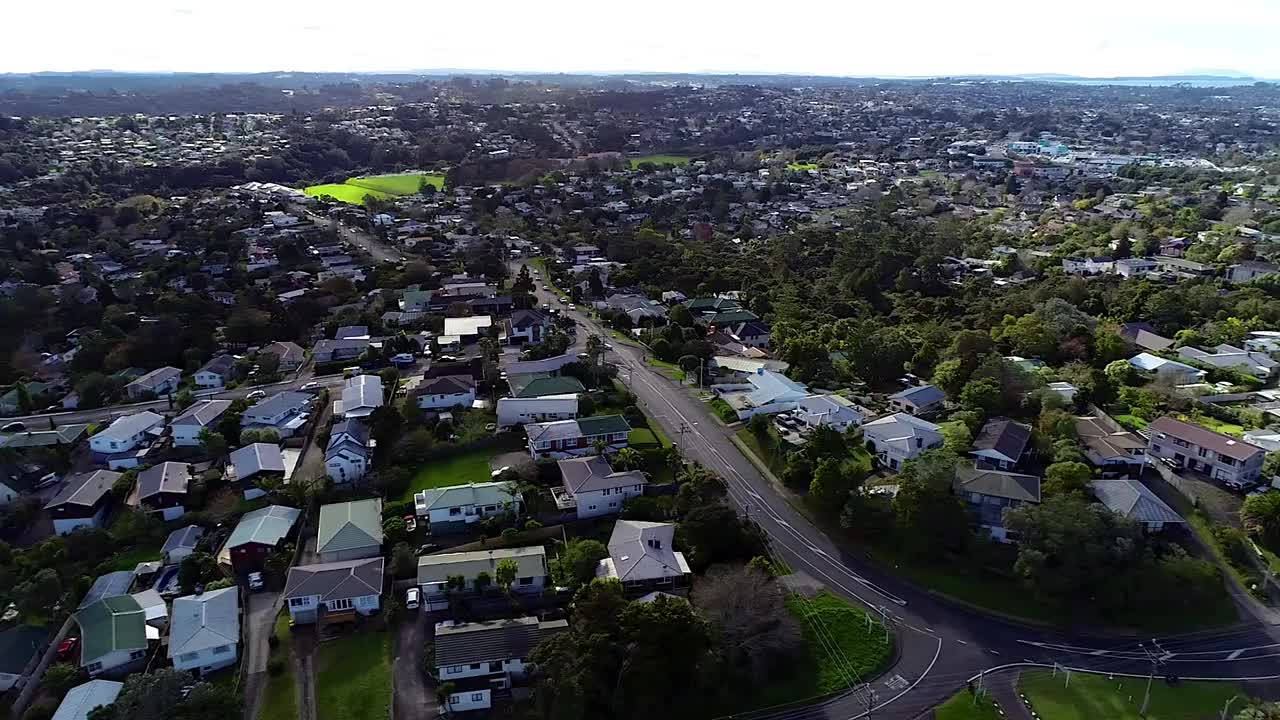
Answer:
xmin=1220 ymin=694 xmax=1241 ymax=720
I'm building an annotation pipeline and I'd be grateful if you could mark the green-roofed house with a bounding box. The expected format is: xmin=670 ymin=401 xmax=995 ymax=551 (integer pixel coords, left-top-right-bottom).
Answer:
xmin=524 ymin=414 xmax=631 ymax=459
xmin=226 ymin=505 xmax=301 ymax=575
xmin=317 ymin=498 xmax=384 ymax=562
xmin=74 ymin=595 xmax=148 ymax=676
xmin=513 ymin=376 xmax=585 ymax=398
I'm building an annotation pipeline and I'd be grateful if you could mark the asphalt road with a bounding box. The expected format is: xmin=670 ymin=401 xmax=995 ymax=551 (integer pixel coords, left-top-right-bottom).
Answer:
xmin=292 ymin=206 xmax=407 ymax=265
xmin=519 ymin=263 xmax=1280 ymax=718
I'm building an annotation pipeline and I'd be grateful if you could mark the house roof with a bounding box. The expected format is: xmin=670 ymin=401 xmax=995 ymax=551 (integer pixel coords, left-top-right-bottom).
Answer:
xmin=416 ymin=482 xmax=516 ymax=511
xmin=972 ymin=417 xmax=1032 ymax=463
xmin=888 ymin=384 xmax=946 ymax=407
xmin=1091 ymin=479 xmax=1185 ymax=525
xmin=514 ymin=376 xmax=585 ymax=398
xmin=197 ymin=355 xmax=236 ymax=377
xmin=284 ymin=557 xmax=384 ymax=602
xmin=1128 ymin=352 xmax=1199 ymax=375
xmin=509 ymin=309 xmax=551 ymax=329
xmin=328 ymin=418 xmax=370 ymax=447
xmin=74 ymin=595 xmax=147 ymax=664
xmin=416 ymin=546 xmax=547 ymax=587
xmin=317 ymin=498 xmax=383 ymax=555
xmin=746 ymin=370 xmax=808 ymax=407
xmin=954 ymin=464 xmax=1041 ymax=503
xmin=52 ymin=680 xmax=123 ymax=720
xmin=230 ymin=442 xmax=286 ymax=480
xmin=341 ymin=375 xmax=384 ymax=416
xmin=599 ymin=520 xmax=691 ymax=582
xmin=417 ymin=375 xmax=475 ymax=396
xmin=161 ymin=525 xmax=204 ymax=555
xmin=46 ymin=470 xmax=119 ymax=511
xmin=262 ymin=341 xmax=305 ymax=363
xmin=575 ymin=414 xmax=631 ymax=437
xmin=137 ymin=462 xmax=192 ymax=500
xmin=433 ymin=616 xmax=568 ymax=669
xmin=557 ymin=455 xmax=647 ymax=494
xmin=79 ymin=572 xmax=134 ymax=610
xmin=862 ymin=413 xmax=942 ymax=453
xmin=0 ymin=424 xmax=89 ymax=449
xmin=172 ymin=400 xmax=232 ymax=428
xmin=1119 ymin=323 xmax=1174 ymax=351
xmin=94 ymin=411 xmax=163 ymax=444
xmin=0 ymin=625 xmax=50 ymax=674
xmin=1075 ymin=416 xmax=1146 ymax=458
xmin=335 ymin=325 xmax=369 ymax=340
xmin=246 ymin=391 xmax=312 ymax=419
xmin=168 ymin=587 xmax=239 ymax=659
xmin=227 ymin=505 xmax=301 ymax=549
xmin=1148 ymin=416 xmax=1265 ymax=462
xmin=443 ymin=315 xmax=493 ymax=337
xmin=126 ymin=366 xmax=181 ymax=391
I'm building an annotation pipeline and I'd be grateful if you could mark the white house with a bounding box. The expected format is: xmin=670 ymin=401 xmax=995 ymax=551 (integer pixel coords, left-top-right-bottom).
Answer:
xmin=45 ymin=470 xmax=118 ymax=536
xmin=1046 ymin=382 xmax=1078 ymax=403
xmin=596 ymin=520 xmax=693 ymax=593
xmin=443 ymin=315 xmax=493 ymax=343
xmin=125 ymin=367 xmax=181 ymax=400
xmin=887 ymin=384 xmax=946 ymax=416
xmin=194 ymin=355 xmax=236 ymax=389
xmin=1090 ymin=479 xmax=1186 ymax=532
xmin=1177 ymin=344 xmax=1279 ymax=378
xmin=414 ymin=375 xmax=477 ymax=410
xmin=50 ymin=680 xmax=123 ymax=720
xmin=554 ymin=455 xmax=647 ymax=519
xmin=506 ymin=309 xmax=554 ymax=345
xmin=168 ymin=587 xmax=239 ymax=676
xmin=862 ymin=413 xmax=944 ymax=470
xmin=338 ymin=375 xmax=383 ymax=419
xmin=89 ymin=411 xmax=164 ymax=458
xmin=970 ymin=417 xmax=1033 ymax=471
xmin=433 ymin=617 xmax=568 ymax=712
xmin=325 ymin=418 xmax=372 ymax=484
xmin=414 ymin=481 xmax=521 ymax=531
xmin=283 ymin=557 xmax=384 ymax=625
xmin=242 ymin=391 xmax=314 ymax=438
xmin=74 ymin=596 xmax=149 ymax=676
xmin=1127 ymin=352 xmax=1206 ymax=384
xmin=1075 ymin=414 xmax=1146 ymax=477
xmin=416 ymin=547 xmax=550 ymax=607
xmin=1062 ymin=256 xmax=1114 ymax=275
xmin=1146 ymin=416 xmax=1265 ymax=485
xmin=161 ymin=525 xmax=204 ymax=565
xmin=1113 ymin=258 xmax=1158 ymax=278
xmin=496 ymin=395 xmax=578 ymax=429
xmin=793 ymin=394 xmax=866 ymax=431
xmin=171 ymin=400 xmax=231 ymax=447
xmin=716 ymin=369 xmax=808 ymax=420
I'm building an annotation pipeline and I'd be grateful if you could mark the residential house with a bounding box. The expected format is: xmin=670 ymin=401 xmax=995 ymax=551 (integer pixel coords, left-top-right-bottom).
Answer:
xmin=337 ymin=377 xmax=381 ymax=422
xmin=1062 ymin=256 xmax=1114 ymax=275
xmin=414 ymin=481 xmax=521 ymax=532
xmin=335 ymin=325 xmax=369 ymax=340
xmin=792 ymin=394 xmax=867 ymax=431
xmin=511 ymin=376 xmax=586 ymax=399
xmin=1046 ymin=382 xmax=1078 ymax=403
xmin=1146 ymin=416 xmax=1266 ymax=485
xmin=524 ymin=415 xmax=631 ymax=459
xmin=89 ymin=411 xmax=164 ymax=465
xmin=1154 ymin=256 xmax=1215 ymax=279
xmin=888 ymin=384 xmax=947 ymax=416
xmin=0 ymin=381 xmax=50 ymax=415
xmin=862 ymin=413 xmax=944 ymax=470
xmin=496 ymin=395 xmax=578 ymax=429
xmin=433 ymin=617 xmax=568 ymax=712
xmin=283 ymin=557 xmax=385 ymax=625
xmin=414 ymin=375 xmax=476 ymax=410
xmin=1119 ymin=323 xmax=1174 ymax=352
xmin=161 ymin=525 xmax=204 ymax=565
xmin=326 ymin=418 xmax=372 ymax=484
xmin=506 ymin=309 xmax=553 ymax=345
xmin=46 ymin=470 xmax=119 ymax=535
xmin=1227 ymin=261 xmax=1280 ymax=285
xmin=74 ymin=596 xmax=148 ymax=676
xmin=596 ymin=520 xmax=692 ymax=593
xmin=194 ymin=356 xmax=236 ymax=389
xmin=168 ymin=587 xmax=239 ymax=676
xmin=125 ymin=367 xmax=181 ymax=400
xmin=171 ymin=400 xmax=231 ymax=447
xmin=1113 ymin=258 xmax=1158 ymax=278
xmin=503 ymin=353 xmax=580 ymax=377
xmin=720 ymin=319 xmax=771 ymax=348
xmin=1090 ymin=479 xmax=1186 ymax=532
xmin=0 ymin=625 xmax=50 ymax=692
xmin=1075 ymin=414 xmax=1146 ymax=477
xmin=311 ymin=338 xmax=368 ymax=365
xmin=1178 ymin=344 xmax=1279 ymax=378
xmin=317 ymin=498 xmax=384 ymax=562
xmin=562 ymin=244 xmax=599 ymax=263
xmin=1127 ymin=352 xmax=1206 ymax=384
xmin=78 ymin=572 xmax=134 ymax=610
xmin=241 ymin=391 xmax=313 ymax=439
xmin=716 ymin=369 xmax=809 ymax=420
xmin=953 ymin=463 xmax=1041 ymax=543
xmin=260 ymin=341 xmax=305 ymax=372
xmin=443 ymin=316 xmax=493 ymax=344
xmin=50 ymin=680 xmax=123 ymax=720
xmin=600 ymin=294 xmax=667 ymax=325
xmin=416 ymin=547 xmax=550 ymax=607
xmin=554 ymin=455 xmax=647 ymax=519
xmin=228 ymin=443 xmax=288 ymax=499
xmin=225 ymin=505 xmax=301 ymax=575
xmin=970 ymin=417 xmax=1032 ymax=470
xmin=135 ymin=462 xmax=192 ymax=521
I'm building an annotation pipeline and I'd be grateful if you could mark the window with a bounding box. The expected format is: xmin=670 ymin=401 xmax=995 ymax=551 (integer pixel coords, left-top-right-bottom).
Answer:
xmin=489 ymin=661 xmax=502 ymax=672
xmin=471 ymin=693 xmax=485 ymax=702
xmin=130 ymin=649 xmax=146 ymax=660
xmin=447 ymin=666 xmax=463 ymax=674
xmin=449 ymin=507 xmax=462 ymax=516
xmin=290 ymin=597 xmax=309 ymax=607
xmin=328 ymin=598 xmax=353 ymax=611
xmin=609 ymin=502 xmax=617 ymax=508
xmin=470 ymin=663 xmax=482 ymax=670
xmin=87 ymin=662 xmax=103 ymax=674
xmin=519 ymin=576 xmax=534 ymax=586
xmin=179 ymin=652 xmax=200 ymax=662
xmin=587 ymin=505 xmax=596 ymax=510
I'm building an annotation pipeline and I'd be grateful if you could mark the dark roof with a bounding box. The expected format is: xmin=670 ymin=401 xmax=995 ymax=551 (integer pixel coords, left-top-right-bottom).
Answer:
xmin=972 ymin=417 xmax=1032 ymax=462
xmin=45 ymin=470 xmax=119 ymax=510
xmin=328 ymin=418 xmax=370 ymax=447
xmin=1119 ymin=323 xmax=1174 ymax=351
xmin=284 ymin=557 xmax=384 ymax=602
xmin=79 ymin=572 xmax=134 ymax=610
xmin=557 ymin=455 xmax=648 ymax=493
xmin=509 ymin=309 xmax=551 ymax=329
xmin=1090 ymin=479 xmax=1185 ymax=525
xmin=417 ymin=375 xmax=475 ymax=396
xmin=161 ymin=525 xmax=204 ymax=554
xmin=137 ymin=462 xmax=191 ymax=500
xmin=889 ymin=384 xmax=946 ymax=407
xmin=1148 ymin=416 xmax=1265 ymax=462
xmin=198 ymin=355 xmax=236 ymax=377
xmin=954 ymin=464 xmax=1041 ymax=503
xmin=433 ymin=617 xmax=568 ymax=668
xmin=576 ymin=415 xmax=631 ymax=436
xmin=0 ymin=625 xmax=49 ymax=674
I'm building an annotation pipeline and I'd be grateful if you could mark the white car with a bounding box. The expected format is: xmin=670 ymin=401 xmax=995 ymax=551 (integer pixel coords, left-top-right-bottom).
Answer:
xmin=299 ymin=381 xmax=321 ymax=392
xmin=247 ymin=572 xmax=264 ymax=591
xmin=246 ymin=390 xmax=267 ymax=401
xmin=405 ymin=587 xmax=421 ymax=611
xmin=491 ymin=465 xmax=511 ymax=478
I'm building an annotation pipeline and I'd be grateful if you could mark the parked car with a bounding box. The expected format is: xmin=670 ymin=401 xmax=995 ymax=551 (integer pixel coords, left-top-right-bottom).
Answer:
xmin=300 ymin=381 xmax=321 ymax=393
xmin=1224 ymin=479 xmax=1256 ymax=493
xmin=56 ymin=637 xmax=78 ymax=660
xmin=403 ymin=515 xmax=417 ymax=532
xmin=246 ymin=390 xmax=267 ymax=401
xmin=247 ymin=572 xmax=265 ymax=591
xmin=1 ymin=421 xmax=25 ymax=433
xmin=35 ymin=472 xmax=61 ymax=489
xmin=405 ymin=587 xmax=421 ymax=611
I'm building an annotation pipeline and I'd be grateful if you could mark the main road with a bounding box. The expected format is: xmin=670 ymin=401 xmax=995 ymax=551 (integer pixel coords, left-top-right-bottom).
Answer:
xmin=520 ymin=262 xmax=1280 ymax=719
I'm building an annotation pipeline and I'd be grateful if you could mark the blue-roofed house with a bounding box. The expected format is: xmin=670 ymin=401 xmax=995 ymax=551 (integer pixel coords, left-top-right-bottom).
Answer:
xmin=717 ymin=369 xmax=809 ymax=420
xmin=161 ymin=525 xmax=204 ymax=565
xmin=79 ymin=572 xmax=134 ymax=611
xmin=888 ymin=384 xmax=946 ymax=416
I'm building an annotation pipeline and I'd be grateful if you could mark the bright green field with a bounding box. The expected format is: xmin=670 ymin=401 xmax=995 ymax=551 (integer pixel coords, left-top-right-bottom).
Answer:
xmin=400 ymin=451 xmax=494 ymax=503
xmin=788 ymin=162 xmax=819 ymax=171
xmin=1020 ymin=669 xmax=1240 ymax=720
xmin=316 ymin=630 xmax=391 ymax=720
xmin=629 ymin=154 xmax=692 ymax=168
xmin=304 ymin=173 xmax=445 ymax=204
xmin=303 ymin=184 xmax=392 ymax=204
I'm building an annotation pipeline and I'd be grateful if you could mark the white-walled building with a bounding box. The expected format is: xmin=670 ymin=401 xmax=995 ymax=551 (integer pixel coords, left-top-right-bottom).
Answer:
xmin=433 ymin=617 xmax=568 ymax=712
xmin=862 ymin=413 xmax=944 ymax=470
xmin=168 ymin=587 xmax=239 ymax=676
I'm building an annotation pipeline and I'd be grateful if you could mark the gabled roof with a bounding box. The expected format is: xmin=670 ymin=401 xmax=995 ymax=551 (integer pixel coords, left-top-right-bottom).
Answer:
xmin=416 ymin=482 xmax=516 ymax=511
xmin=972 ymin=417 xmax=1032 ymax=462
xmin=168 ymin=587 xmax=239 ymax=659
xmin=172 ymin=399 xmax=232 ymax=428
xmin=575 ymin=414 xmax=631 ymax=437
xmin=52 ymin=680 xmax=123 ymax=720
xmin=509 ymin=308 xmax=551 ymax=329
xmin=79 ymin=572 xmax=134 ymax=610
xmin=417 ymin=375 xmax=475 ymax=396
xmin=1091 ymin=479 xmax=1185 ymax=525
xmin=0 ymin=424 xmax=89 ymax=449
xmin=1148 ymin=416 xmax=1264 ymax=462
xmin=433 ymin=617 xmax=568 ymax=668
xmin=557 ymin=455 xmax=647 ymax=494
xmin=1075 ymin=416 xmax=1146 ymax=458
xmin=746 ymin=370 xmax=808 ymax=407
xmin=230 ymin=442 xmax=286 ymax=480
xmin=514 ymin=376 xmax=585 ymax=398
xmin=161 ymin=525 xmax=204 ymax=555
xmin=137 ymin=462 xmax=191 ymax=500
xmin=246 ymin=391 xmax=312 ymax=419
xmin=417 ymin=546 xmax=547 ymax=587
xmin=888 ymin=383 xmax=946 ymax=407
xmin=954 ymin=464 xmax=1041 ymax=503
xmin=341 ymin=375 xmax=384 ymax=416
xmin=94 ymin=411 xmax=163 ymax=443
xmin=262 ymin=341 xmax=305 ymax=362
xmin=197 ymin=355 xmax=236 ymax=377
xmin=74 ymin=595 xmax=147 ymax=664
xmin=227 ymin=505 xmax=301 ymax=549
xmin=46 ymin=470 xmax=119 ymax=511
xmin=284 ymin=557 xmax=384 ymax=601
xmin=317 ymin=498 xmax=383 ymax=554
xmin=328 ymin=418 xmax=370 ymax=447
xmin=599 ymin=520 xmax=690 ymax=582
xmin=126 ymin=366 xmax=180 ymax=390
xmin=862 ymin=413 xmax=942 ymax=452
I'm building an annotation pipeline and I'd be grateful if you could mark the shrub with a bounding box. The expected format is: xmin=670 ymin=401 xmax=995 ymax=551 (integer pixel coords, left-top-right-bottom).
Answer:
xmin=267 ymin=659 xmax=285 ymax=676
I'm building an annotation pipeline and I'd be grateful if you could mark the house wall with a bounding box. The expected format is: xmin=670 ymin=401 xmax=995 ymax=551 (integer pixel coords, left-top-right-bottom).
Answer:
xmin=90 ymin=428 xmax=151 ymax=455
xmin=0 ymin=671 xmax=20 ymax=692
xmin=425 ymin=502 xmax=510 ymax=530
xmin=286 ymin=594 xmax=318 ymax=623
xmin=326 ymin=454 xmax=368 ymax=484
xmin=194 ymin=372 xmax=225 ymax=389
xmin=496 ymin=398 xmax=577 ymax=428
xmin=574 ymin=485 xmax=645 ymax=519
xmin=52 ymin=504 xmax=107 ymax=536
xmin=172 ymin=424 xmax=204 ymax=447
xmin=417 ymin=390 xmax=476 ymax=410
xmin=439 ymin=658 xmax=523 ymax=681
xmin=231 ymin=542 xmax=273 ymax=575
xmin=1147 ymin=436 xmax=1264 ymax=484
xmin=86 ymin=648 xmax=146 ymax=676
xmin=318 ymin=545 xmax=381 ymax=564
xmin=447 ymin=689 xmax=493 ymax=712
xmin=970 ymin=449 xmax=1017 ymax=470
xmin=173 ymin=643 xmax=238 ymax=675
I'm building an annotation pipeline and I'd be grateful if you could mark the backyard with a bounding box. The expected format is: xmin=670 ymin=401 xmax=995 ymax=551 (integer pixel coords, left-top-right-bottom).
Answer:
xmin=315 ymin=629 xmax=392 ymax=720
xmin=1177 ymin=412 xmax=1247 ymax=437
xmin=101 ymin=544 xmax=161 ymax=572
xmin=399 ymin=450 xmax=494 ymax=503
xmin=259 ymin=612 xmax=297 ymax=720
xmin=1019 ymin=669 xmax=1241 ymax=720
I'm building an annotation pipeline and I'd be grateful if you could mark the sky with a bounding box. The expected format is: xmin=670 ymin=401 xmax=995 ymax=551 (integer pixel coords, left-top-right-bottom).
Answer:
xmin=5 ymin=0 xmax=1280 ymax=78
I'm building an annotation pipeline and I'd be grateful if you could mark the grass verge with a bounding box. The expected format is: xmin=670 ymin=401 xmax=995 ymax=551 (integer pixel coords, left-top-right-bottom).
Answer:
xmin=259 ymin=612 xmax=297 ymax=720
xmin=315 ymin=628 xmax=392 ymax=720
xmin=934 ymin=689 xmax=1002 ymax=720
xmin=645 ymin=356 xmax=685 ymax=381
xmin=1019 ymin=669 xmax=1240 ymax=720
xmin=101 ymin=545 xmax=161 ymax=572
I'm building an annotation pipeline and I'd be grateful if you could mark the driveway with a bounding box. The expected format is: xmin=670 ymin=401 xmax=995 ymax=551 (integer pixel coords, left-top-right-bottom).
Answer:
xmin=242 ymin=590 xmax=282 ymax=720
xmin=393 ymin=610 xmax=437 ymax=719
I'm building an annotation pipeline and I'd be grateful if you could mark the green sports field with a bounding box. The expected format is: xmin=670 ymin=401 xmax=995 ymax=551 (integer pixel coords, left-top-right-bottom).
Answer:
xmin=628 ymin=154 xmax=692 ymax=168
xmin=303 ymin=172 xmax=445 ymax=204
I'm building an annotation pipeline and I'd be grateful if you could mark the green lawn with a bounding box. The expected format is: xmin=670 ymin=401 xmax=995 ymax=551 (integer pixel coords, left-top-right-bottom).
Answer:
xmin=736 ymin=428 xmax=787 ymax=475
xmin=645 ymin=356 xmax=685 ymax=381
xmin=935 ymin=690 xmax=1002 ymax=720
xmin=303 ymin=183 xmax=392 ymax=204
xmin=708 ymin=398 xmax=739 ymax=424
xmin=259 ymin=612 xmax=297 ymax=720
xmin=101 ymin=545 xmax=161 ymax=572
xmin=1020 ymin=669 xmax=1240 ymax=720
xmin=746 ymin=592 xmax=893 ymax=709
xmin=788 ymin=162 xmax=819 ymax=171
xmin=628 ymin=428 xmax=660 ymax=447
xmin=400 ymin=451 xmax=495 ymax=503
xmin=1178 ymin=413 xmax=1247 ymax=437
xmin=629 ymin=154 xmax=692 ymax=168
xmin=315 ymin=629 xmax=391 ymax=720
xmin=1113 ymin=414 xmax=1149 ymax=431
xmin=346 ymin=172 xmax=445 ymax=195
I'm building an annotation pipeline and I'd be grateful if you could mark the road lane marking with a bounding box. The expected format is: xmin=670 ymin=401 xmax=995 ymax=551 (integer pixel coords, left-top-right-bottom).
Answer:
xmin=1228 ymin=649 xmax=1246 ymax=660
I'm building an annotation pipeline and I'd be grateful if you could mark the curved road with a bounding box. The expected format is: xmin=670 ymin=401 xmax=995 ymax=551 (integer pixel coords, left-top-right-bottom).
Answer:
xmin=523 ymin=262 xmax=1280 ymax=719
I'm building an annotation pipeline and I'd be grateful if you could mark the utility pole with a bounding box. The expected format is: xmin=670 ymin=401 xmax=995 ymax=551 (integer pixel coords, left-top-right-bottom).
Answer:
xmin=863 ymin=684 xmax=877 ymax=719
xmin=1139 ymin=640 xmax=1164 ymax=717
xmin=678 ymin=421 xmax=691 ymax=449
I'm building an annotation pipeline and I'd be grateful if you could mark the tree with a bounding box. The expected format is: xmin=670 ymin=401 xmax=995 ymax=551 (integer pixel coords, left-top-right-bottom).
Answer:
xmin=178 ymin=552 xmax=219 ymax=595
xmin=494 ymin=558 xmax=518 ymax=593
xmin=554 ymin=539 xmax=609 ymax=589
xmin=382 ymin=516 xmax=408 ymax=545
xmin=1105 ymin=359 xmax=1136 ymax=386
xmin=669 ymin=304 xmax=694 ymax=327
xmin=678 ymin=503 xmax=760 ymax=571
xmin=959 ymin=377 xmax=1001 ymax=415
xmin=591 ymin=439 xmax=609 ymax=457
xmin=1242 ymin=491 xmax=1280 ymax=551
xmin=197 ymin=427 xmax=227 ymax=459
xmin=41 ymin=663 xmax=79 ymax=699
xmin=807 ymin=458 xmax=855 ymax=514
xmin=390 ymin=542 xmax=416 ymax=579
xmin=16 ymin=568 xmax=60 ymax=618
xmin=174 ymin=388 xmax=195 ymax=411
xmin=1042 ymin=461 xmax=1092 ymax=497
xmin=780 ymin=453 xmax=813 ymax=491
xmin=747 ymin=412 xmax=771 ymax=439
xmin=691 ymin=564 xmax=802 ymax=683
xmin=613 ymin=447 xmax=643 ymax=472
xmin=473 ymin=571 xmax=493 ymax=595
xmin=892 ymin=450 xmax=971 ymax=557
xmin=239 ymin=427 xmax=281 ymax=445
xmin=938 ymin=421 xmax=972 ymax=453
